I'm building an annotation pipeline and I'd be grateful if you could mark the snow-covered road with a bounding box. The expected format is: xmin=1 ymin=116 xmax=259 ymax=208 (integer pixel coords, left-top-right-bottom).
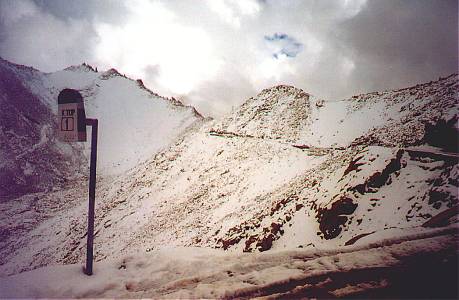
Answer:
xmin=1 ymin=225 xmax=457 ymax=298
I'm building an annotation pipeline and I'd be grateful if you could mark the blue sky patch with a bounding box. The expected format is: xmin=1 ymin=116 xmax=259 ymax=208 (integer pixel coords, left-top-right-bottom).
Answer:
xmin=264 ymin=33 xmax=303 ymax=59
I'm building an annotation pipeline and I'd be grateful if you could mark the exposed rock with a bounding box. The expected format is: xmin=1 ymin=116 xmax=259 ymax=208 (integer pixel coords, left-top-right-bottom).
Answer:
xmin=317 ymin=196 xmax=358 ymax=239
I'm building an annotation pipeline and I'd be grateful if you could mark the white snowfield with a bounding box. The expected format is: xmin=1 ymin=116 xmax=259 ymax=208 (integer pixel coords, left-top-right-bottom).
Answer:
xmin=0 ymin=57 xmax=457 ymax=298
xmin=45 ymin=67 xmax=201 ymax=175
xmin=0 ymin=225 xmax=457 ymax=298
xmin=1 ymin=58 xmax=201 ymax=180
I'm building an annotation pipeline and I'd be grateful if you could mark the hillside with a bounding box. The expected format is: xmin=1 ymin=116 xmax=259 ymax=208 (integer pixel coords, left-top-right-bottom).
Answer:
xmin=0 ymin=62 xmax=457 ymax=297
xmin=0 ymin=58 xmax=202 ymax=199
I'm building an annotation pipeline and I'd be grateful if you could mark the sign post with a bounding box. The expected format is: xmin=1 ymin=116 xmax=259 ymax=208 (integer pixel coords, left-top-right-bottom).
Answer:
xmin=84 ymin=118 xmax=97 ymax=275
xmin=58 ymin=89 xmax=98 ymax=276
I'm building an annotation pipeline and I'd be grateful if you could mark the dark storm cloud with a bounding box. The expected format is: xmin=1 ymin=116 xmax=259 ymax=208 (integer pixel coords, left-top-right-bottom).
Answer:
xmin=336 ymin=0 xmax=458 ymax=93
xmin=31 ymin=0 xmax=127 ymax=23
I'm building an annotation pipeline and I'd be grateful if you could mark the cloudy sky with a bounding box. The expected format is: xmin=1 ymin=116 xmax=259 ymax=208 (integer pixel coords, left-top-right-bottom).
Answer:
xmin=0 ymin=0 xmax=457 ymax=116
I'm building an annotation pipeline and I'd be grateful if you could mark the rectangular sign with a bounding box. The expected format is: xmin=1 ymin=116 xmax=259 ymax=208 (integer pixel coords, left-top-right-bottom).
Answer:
xmin=58 ymin=102 xmax=87 ymax=142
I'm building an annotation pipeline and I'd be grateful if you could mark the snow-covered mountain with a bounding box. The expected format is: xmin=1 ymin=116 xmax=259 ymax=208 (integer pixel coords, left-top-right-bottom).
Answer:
xmin=0 ymin=57 xmax=457 ymax=297
xmin=0 ymin=59 xmax=83 ymax=199
xmin=0 ymin=58 xmax=202 ymax=199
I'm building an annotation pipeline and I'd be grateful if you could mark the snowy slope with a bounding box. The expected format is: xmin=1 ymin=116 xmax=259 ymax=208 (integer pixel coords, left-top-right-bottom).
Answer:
xmin=215 ymin=75 xmax=458 ymax=149
xmin=43 ymin=66 xmax=202 ymax=174
xmin=0 ymin=58 xmax=202 ymax=199
xmin=0 ymin=58 xmax=86 ymax=199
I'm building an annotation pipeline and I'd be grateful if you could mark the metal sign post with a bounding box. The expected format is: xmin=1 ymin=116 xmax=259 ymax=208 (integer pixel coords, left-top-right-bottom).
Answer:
xmin=85 ymin=118 xmax=98 ymax=275
xmin=57 ymin=89 xmax=98 ymax=276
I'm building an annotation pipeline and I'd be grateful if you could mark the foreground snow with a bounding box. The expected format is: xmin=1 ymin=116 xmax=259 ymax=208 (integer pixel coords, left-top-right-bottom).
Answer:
xmin=1 ymin=225 xmax=457 ymax=298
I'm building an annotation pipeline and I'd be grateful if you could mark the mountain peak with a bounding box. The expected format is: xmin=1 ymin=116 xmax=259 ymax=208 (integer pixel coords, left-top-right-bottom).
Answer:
xmin=260 ymin=84 xmax=307 ymax=95
xmin=212 ymin=84 xmax=311 ymax=142
xmin=100 ymin=68 xmax=124 ymax=80
xmin=64 ymin=62 xmax=97 ymax=73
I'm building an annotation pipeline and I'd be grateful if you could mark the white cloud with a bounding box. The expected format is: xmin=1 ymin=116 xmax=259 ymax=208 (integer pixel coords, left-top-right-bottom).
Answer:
xmin=206 ymin=0 xmax=261 ymax=28
xmin=94 ymin=0 xmax=221 ymax=95
xmin=0 ymin=0 xmax=96 ymax=72
xmin=341 ymin=0 xmax=368 ymax=18
xmin=0 ymin=0 xmax=456 ymax=117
